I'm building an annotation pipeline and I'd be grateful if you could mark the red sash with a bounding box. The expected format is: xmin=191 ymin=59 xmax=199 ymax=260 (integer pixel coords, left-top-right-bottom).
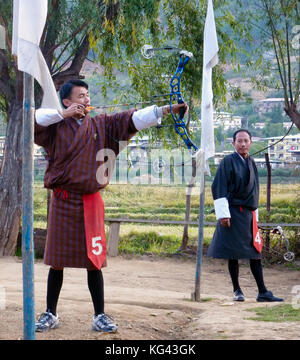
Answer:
xmin=252 ymin=211 xmax=263 ymax=253
xmin=83 ymin=192 xmax=107 ymax=270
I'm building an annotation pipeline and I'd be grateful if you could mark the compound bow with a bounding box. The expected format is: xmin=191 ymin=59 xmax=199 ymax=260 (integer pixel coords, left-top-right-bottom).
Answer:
xmin=141 ymin=45 xmax=199 ymax=156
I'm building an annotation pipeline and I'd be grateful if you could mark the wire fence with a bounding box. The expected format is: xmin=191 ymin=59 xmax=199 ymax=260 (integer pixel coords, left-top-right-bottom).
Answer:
xmin=1 ymin=115 xmax=299 ymax=260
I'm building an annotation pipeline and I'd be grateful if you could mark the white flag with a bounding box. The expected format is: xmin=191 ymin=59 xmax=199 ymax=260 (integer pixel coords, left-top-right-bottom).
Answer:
xmin=0 ymin=25 xmax=5 ymax=49
xmin=12 ymin=0 xmax=62 ymax=110
xmin=200 ymin=0 xmax=219 ymax=172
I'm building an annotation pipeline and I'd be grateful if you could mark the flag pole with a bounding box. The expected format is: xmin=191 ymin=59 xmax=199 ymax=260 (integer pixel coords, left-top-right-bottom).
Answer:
xmin=191 ymin=0 xmax=218 ymax=301
xmin=191 ymin=151 xmax=205 ymax=301
xmin=22 ymin=72 xmax=35 ymax=340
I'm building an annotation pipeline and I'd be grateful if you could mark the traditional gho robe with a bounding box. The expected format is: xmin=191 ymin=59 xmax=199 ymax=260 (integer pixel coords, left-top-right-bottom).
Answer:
xmin=207 ymin=152 xmax=261 ymax=259
xmin=34 ymin=106 xmax=161 ymax=270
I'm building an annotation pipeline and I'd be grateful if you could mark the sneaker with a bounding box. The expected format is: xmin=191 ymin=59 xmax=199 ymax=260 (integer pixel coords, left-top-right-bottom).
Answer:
xmin=233 ymin=289 xmax=245 ymax=302
xmin=257 ymin=290 xmax=284 ymax=302
xmin=35 ymin=311 xmax=59 ymax=332
xmin=92 ymin=313 xmax=118 ymax=333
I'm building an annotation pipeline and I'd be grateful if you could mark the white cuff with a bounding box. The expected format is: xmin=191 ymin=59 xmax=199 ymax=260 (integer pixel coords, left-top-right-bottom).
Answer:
xmin=35 ymin=108 xmax=64 ymax=127
xmin=132 ymin=105 xmax=162 ymax=131
xmin=214 ymin=197 xmax=231 ymax=220
xmin=255 ymin=208 xmax=259 ymax=222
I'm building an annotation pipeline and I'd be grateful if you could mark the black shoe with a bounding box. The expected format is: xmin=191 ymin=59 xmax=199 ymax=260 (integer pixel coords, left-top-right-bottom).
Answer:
xmin=233 ymin=289 xmax=245 ymax=302
xmin=257 ymin=290 xmax=284 ymax=302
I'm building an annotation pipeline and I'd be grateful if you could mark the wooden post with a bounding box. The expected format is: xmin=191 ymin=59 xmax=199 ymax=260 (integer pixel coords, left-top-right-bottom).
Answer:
xmin=108 ymin=222 xmax=120 ymax=256
xmin=265 ymin=153 xmax=271 ymax=253
xmin=265 ymin=153 xmax=271 ymax=213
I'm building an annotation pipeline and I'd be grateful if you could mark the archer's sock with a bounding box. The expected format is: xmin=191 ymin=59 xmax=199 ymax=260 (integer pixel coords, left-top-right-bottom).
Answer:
xmin=87 ymin=269 xmax=105 ymax=316
xmin=46 ymin=268 xmax=63 ymax=316
xmin=228 ymin=259 xmax=241 ymax=293
xmin=250 ymin=259 xmax=267 ymax=293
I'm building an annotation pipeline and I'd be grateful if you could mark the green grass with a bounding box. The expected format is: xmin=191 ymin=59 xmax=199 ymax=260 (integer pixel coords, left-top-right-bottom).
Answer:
xmin=247 ymin=304 xmax=300 ymax=322
xmin=32 ymin=182 xmax=299 ymax=255
xmin=33 ymin=182 xmax=300 ymax=227
xmin=118 ymin=231 xmax=180 ymax=255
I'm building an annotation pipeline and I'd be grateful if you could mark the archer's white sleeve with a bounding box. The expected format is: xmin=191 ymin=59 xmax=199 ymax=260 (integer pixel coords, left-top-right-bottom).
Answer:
xmin=35 ymin=108 xmax=64 ymax=127
xmin=214 ymin=197 xmax=231 ymax=220
xmin=132 ymin=105 xmax=163 ymax=131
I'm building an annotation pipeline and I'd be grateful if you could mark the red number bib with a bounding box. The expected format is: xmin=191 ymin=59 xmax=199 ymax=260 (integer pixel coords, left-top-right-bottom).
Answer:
xmin=252 ymin=211 xmax=263 ymax=253
xmin=83 ymin=192 xmax=107 ymax=270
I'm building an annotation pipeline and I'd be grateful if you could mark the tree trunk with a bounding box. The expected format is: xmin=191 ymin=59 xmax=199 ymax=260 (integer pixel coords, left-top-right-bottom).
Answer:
xmin=285 ymin=103 xmax=300 ymax=131
xmin=0 ymin=103 xmax=23 ymax=255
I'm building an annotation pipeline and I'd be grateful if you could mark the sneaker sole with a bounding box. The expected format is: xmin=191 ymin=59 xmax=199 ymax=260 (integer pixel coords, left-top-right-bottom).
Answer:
xmin=35 ymin=322 xmax=59 ymax=332
xmin=92 ymin=324 xmax=118 ymax=333
xmin=256 ymin=298 xmax=284 ymax=302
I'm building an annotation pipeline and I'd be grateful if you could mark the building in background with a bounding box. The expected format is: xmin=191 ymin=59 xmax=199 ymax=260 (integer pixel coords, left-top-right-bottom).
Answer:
xmin=213 ymin=111 xmax=242 ymax=130
xmin=267 ymin=134 xmax=300 ymax=163
xmin=255 ymin=98 xmax=285 ymax=115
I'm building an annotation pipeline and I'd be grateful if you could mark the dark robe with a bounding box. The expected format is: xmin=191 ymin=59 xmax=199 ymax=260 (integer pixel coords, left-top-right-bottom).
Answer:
xmin=34 ymin=110 xmax=137 ymax=269
xmin=207 ymin=152 xmax=261 ymax=259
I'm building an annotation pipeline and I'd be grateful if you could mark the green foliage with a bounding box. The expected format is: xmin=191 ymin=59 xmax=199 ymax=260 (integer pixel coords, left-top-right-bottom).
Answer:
xmin=235 ymin=0 xmax=300 ymax=105
xmin=88 ymin=0 xmax=250 ymax=146
xmin=32 ymin=182 xmax=299 ymax=255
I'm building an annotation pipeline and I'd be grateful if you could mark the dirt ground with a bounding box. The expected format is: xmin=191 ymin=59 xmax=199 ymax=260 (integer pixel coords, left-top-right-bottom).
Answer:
xmin=0 ymin=254 xmax=299 ymax=340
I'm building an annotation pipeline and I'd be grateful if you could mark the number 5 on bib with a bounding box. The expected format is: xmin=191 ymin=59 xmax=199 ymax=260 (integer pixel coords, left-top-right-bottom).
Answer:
xmin=83 ymin=193 xmax=107 ymax=269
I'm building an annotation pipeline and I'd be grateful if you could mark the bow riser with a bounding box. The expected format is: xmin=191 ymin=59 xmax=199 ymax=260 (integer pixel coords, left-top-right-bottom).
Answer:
xmin=169 ymin=54 xmax=198 ymax=154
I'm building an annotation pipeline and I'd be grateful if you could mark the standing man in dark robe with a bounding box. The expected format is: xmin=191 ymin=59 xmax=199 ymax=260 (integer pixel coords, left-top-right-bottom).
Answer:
xmin=34 ymin=79 xmax=188 ymax=333
xmin=207 ymin=129 xmax=284 ymax=303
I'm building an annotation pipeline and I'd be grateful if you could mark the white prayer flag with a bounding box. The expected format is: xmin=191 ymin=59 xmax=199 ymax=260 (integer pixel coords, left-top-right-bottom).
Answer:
xmin=0 ymin=25 xmax=5 ymax=49
xmin=200 ymin=0 xmax=219 ymax=172
xmin=12 ymin=0 xmax=62 ymax=110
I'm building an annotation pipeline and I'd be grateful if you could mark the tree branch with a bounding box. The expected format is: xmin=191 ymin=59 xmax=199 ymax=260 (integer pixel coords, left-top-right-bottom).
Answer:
xmin=281 ymin=0 xmax=294 ymax=104
xmin=263 ymin=0 xmax=289 ymax=107
xmin=285 ymin=103 xmax=300 ymax=130
xmin=50 ymin=20 xmax=89 ymax=73
xmin=52 ymin=34 xmax=90 ymax=89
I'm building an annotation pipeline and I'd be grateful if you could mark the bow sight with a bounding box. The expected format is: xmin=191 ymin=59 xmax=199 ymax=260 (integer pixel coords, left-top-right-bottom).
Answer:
xmin=141 ymin=45 xmax=193 ymax=60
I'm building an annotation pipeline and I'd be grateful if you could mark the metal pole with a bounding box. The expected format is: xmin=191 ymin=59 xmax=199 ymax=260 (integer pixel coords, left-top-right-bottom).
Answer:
xmin=22 ymin=72 xmax=35 ymax=340
xmin=192 ymin=151 xmax=205 ymax=302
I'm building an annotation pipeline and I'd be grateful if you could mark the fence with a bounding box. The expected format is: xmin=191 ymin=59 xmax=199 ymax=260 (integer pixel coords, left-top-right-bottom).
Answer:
xmin=105 ymin=217 xmax=300 ymax=257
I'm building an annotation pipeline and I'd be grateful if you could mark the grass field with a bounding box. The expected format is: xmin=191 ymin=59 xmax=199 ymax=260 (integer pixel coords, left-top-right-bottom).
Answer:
xmin=33 ymin=182 xmax=299 ymax=255
xmin=247 ymin=304 xmax=300 ymax=322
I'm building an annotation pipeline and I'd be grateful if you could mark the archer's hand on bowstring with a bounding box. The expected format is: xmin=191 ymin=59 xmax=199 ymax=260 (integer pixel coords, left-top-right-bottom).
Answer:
xmin=60 ymin=103 xmax=90 ymax=119
xmin=162 ymin=102 xmax=189 ymax=116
